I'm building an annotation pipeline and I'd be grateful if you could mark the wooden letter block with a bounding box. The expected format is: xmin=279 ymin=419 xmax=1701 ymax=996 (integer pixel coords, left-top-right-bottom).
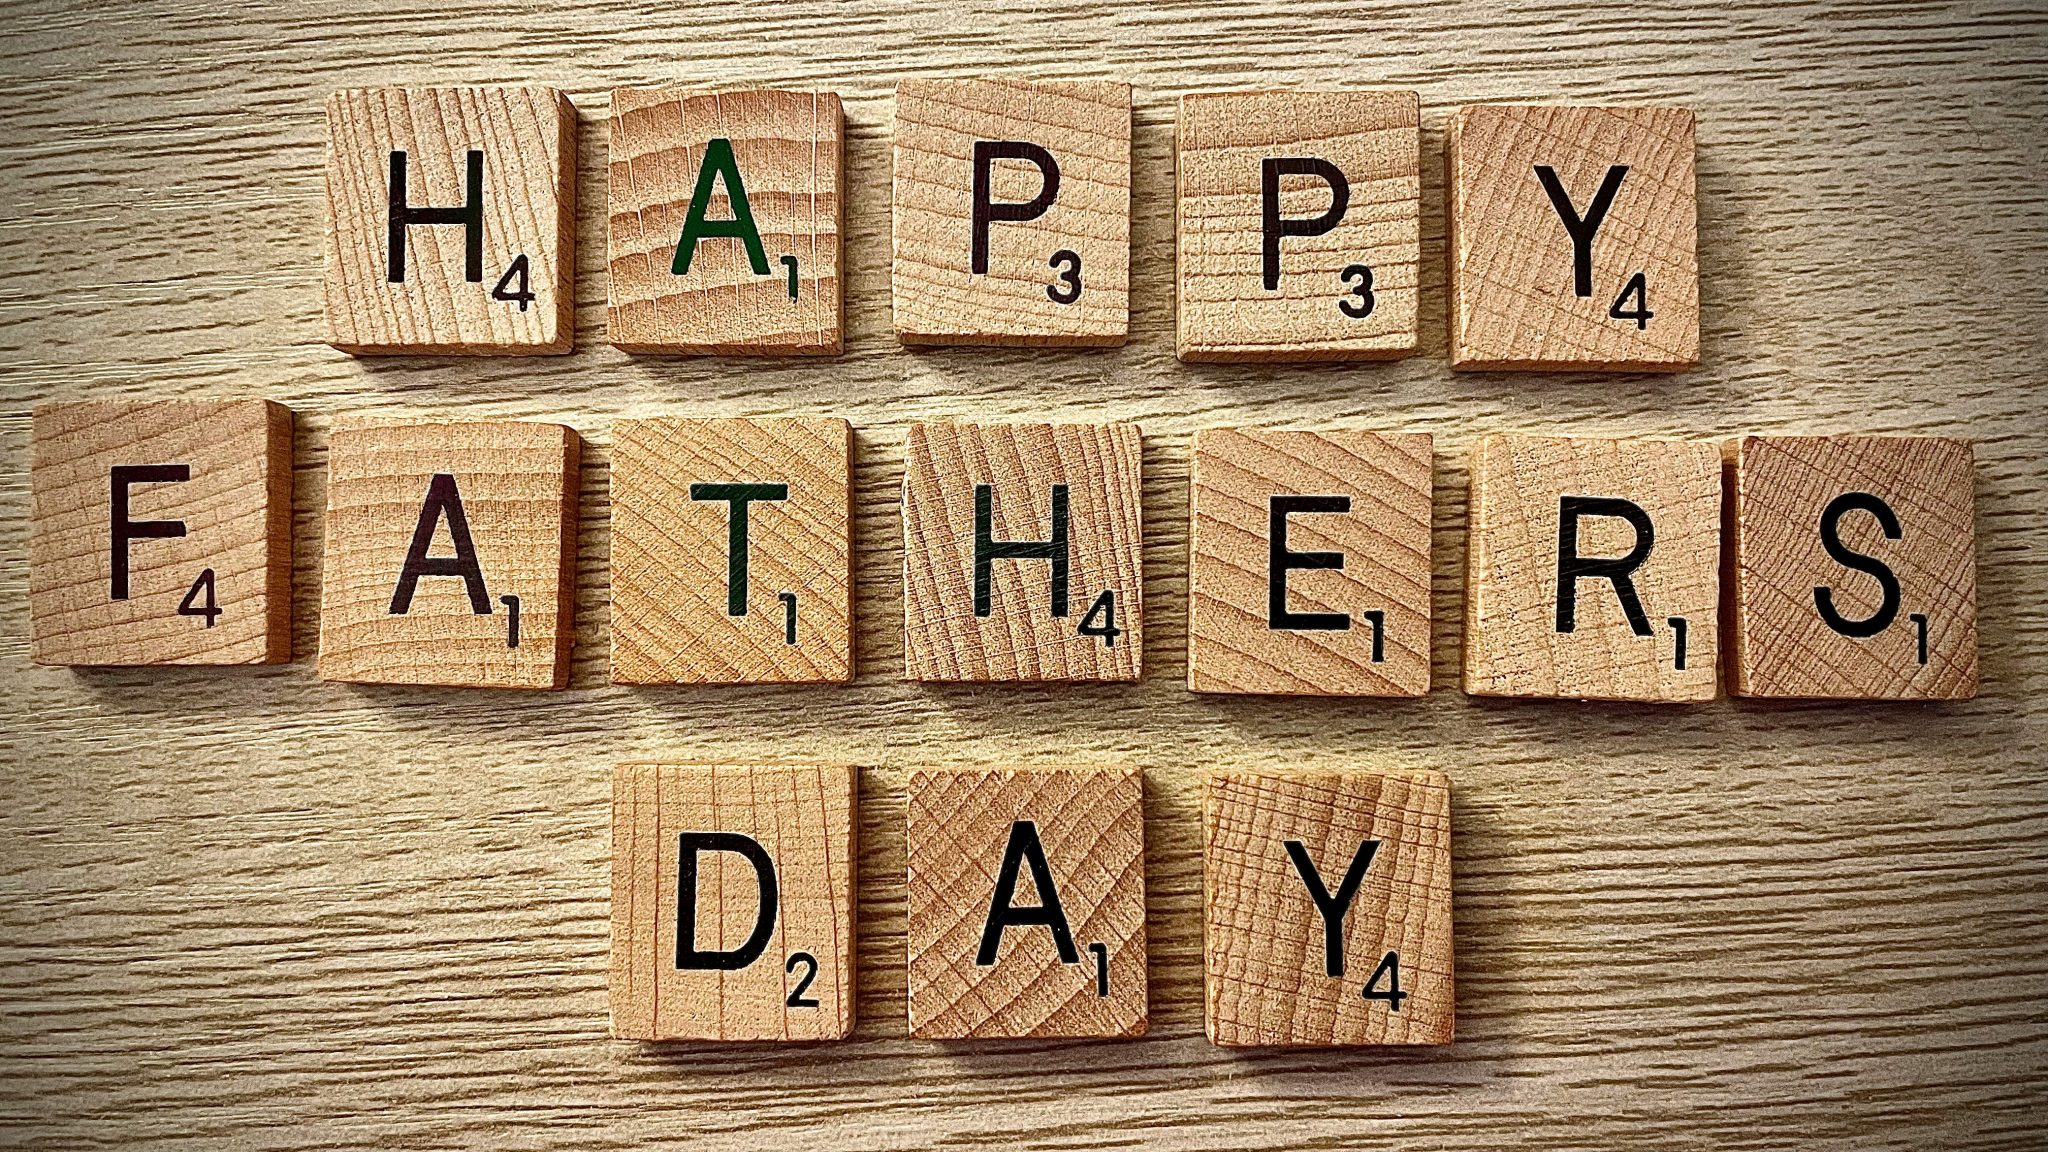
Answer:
xmin=318 ymin=421 xmax=579 ymax=689
xmin=905 ymin=767 xmax=1146 ymax=1039
xmin=610 ymin=417 xmax=852 ymax=684
xmin=892 ymin=79 xmax=1131 ymax=347
xmin=902 ymin=421 xmax=1143 ymax=681
xmin=1176 ymin=91 xmax=1421 ymax=362
xmin=29 ymin=400 xmax=292 ymax=666
xmin=610 ymin=762 xmax=856 ymax=1042
xmin=607 ymin=89 xmax=844 ymax=355
xmin=1189 ymin=429 xmax=1433 ymax=696
xmin=1463 ymin=434 xmax=1720 ymax=702
xmin=324 ymin=86 xmax=577 ymax=355
xmin=1448 ymin=105 xmax=1698 ymax=372
xmin=1205 ymin=769 xmax=1453 ymax=1047
xmin=1728 ymin=435 xmax=1977 ymax=699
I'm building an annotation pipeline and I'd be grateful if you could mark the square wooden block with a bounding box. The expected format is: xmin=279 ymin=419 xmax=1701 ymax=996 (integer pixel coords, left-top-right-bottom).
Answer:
xmin=324 ymin=86 xmax=577 ymax=355
xmin=610 ymin=417 xmax=852 ymax=684
xmin=611 ymin=762 xmax=857 ymax=1042
xmin=902 ymin=421 xmax=1143 ymax=681
xmin=1448 ymin=105 xmax=1698 ymax=372
xmin=892 ymin=79 xmax=1131 ymax=347
xmin=1205 ymin=769 xmax=1453 ymax=1047
xmin=1463 ymin=434 xmax=1720 ymax=702
xmin=1728 ymin=435 xmax=1977 ymax=699
xmin=29 ymin=400 xmax=293 ymax=666
xmin=318 ymin=421 xmax=580 ymax=689
xmin=1176 ymin=90 xmax=1421 ymax=362
xmin=905 ymin=767 xmax=1147 ymax=1040
xmin=607 ymin=88 xmax=844 ymax=355
xmin=1188 ymin=429 xmax=1433 ymax=696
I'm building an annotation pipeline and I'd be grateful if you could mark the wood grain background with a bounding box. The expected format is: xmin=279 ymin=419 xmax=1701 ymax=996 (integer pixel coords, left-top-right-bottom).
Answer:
xmin=1 ymin=2 xmax=2044 ymax=1148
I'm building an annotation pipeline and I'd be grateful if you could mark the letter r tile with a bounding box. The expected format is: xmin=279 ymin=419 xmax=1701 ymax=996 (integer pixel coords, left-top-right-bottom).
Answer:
xmin=610 ymin=417 xmax=852 ymax=685
xmin=1204 ymin=769 xmax=1454 ymax=1047
xmin=901 ymin=421 xmax=1144 ymax=682
xmin=905 ymin=766 xmax=1147 ymax=1039
xmin=317 ymin=421 xmax=579 ymax=690
xmin=323 ymin=86 xmax=577 ymax=355
xmin=1449 ymin=105 xmax=1698 ymax=372
xmin=1463 ymin=434 xmax=1720 ymax=702
xmin=610 ymin=762 xmax=857 ymax=1042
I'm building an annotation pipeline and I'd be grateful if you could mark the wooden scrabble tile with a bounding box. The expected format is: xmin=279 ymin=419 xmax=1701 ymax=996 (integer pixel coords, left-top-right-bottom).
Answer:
xmin=607 ymin=89 xmax=844 ymax=355
xmin=1448 ymin=105 xmax=1698 ymax=372
xmin=324 ymin=86 xmax=577 ymax=355
xmin=1188 ymin=429 xmax=1432 ymax=696
xmin=892 ymin=79 xmax=1131 ymax=347
xmin=317 ymin=421 xmax=579 ymax=689
xmin=1176 ymin=91 xmax=1421 ymax=362
xmin=29 ymin=400 xmax=293 ymax=666
xmin=610 ymin=417 xmax=851 ymax=684
xmin=905 ymin=767 xmax=1146 ymax=1039
xmin=1727 ymin=435 xmax=1977 ymax=699
xmin=901 ymin=421 xmax=1143 ymax=681
xmin=1205 ymin=769 xmax=1453 ymax=1047
xmin=1462 ymin=434 xmax=1720 ymax=702
xmin=610 ymin=762 xmax=857 ymax=1042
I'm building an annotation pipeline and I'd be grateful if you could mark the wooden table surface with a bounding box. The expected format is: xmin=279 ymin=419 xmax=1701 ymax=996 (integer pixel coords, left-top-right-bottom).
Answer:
xmin=3 ymin=2 xmax=2045 ymax=1148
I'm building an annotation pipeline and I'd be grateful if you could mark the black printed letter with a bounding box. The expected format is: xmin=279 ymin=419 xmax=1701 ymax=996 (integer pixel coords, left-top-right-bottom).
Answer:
xmin=1555 ymin=495 xmax=1655 ymax=636
xmin=675 ymin=832 xmax=778 ymax=971
xmin=390 ymin=473 xmax=491 ymax=615
xmin=1285 ymin=839 xmax=1380 ymax=978
xmin=690 ymin=482 xmax=789 ymax=617
xmin=388 ymin=149 xmax=484 ymax=284
xmin=970 ymin=141 xmax=1060 ymax=275
xmin=976 ymin=820 xmax=1080 ymax=966
xmin=109 ymin=465 xmax=190 ymax=600
xmin=1269 ymin=495 xmax=1351 ymax=631
xmin=1535 ymin=164 xmax=1628 ymax=298
xmin=1261 ymin=158 xmax=1350 ymax=291
xmin=974 ymin=483 xmax=1069 ymax=618
xmin=1814 ymin=492 xmax=1903 ymax=638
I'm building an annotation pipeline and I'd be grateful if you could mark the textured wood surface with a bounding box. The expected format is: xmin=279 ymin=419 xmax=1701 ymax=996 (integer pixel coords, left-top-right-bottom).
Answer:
xmin=1 ymin=2 xmax=2046 ymax=1149
xmin=1463 ymin=433 xmax=1722 ymax=701
xmin=606 ymin=88 xmax=843 ymax=355
xmin=904 ymin=765 xmax=1147 ymax=1039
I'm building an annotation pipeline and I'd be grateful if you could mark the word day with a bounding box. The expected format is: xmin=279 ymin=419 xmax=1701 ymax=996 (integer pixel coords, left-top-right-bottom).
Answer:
xmin=28 ymin=407 xmax=1976 ymax=703
xmin=323 ymin=81 xmax=1696 ymax=368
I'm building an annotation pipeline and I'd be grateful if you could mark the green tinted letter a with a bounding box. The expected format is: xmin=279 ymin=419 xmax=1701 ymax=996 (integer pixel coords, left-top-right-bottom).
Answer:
xmin=673 ymin=137 xmax=770 ymax=276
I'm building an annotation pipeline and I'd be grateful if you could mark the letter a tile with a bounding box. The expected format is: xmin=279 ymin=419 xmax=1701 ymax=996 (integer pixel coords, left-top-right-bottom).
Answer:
xmin=1462 ymin=434 xmax=1719 ymax=702
xmin=906 ymin=767 xmax=1146 ymax=1039
xmin=610 ymin=762 xmax=857 ymax=1042
xmin=1188 ymin=429 xmax=1432 ymax=695
xmin=29 ymin=400 xmax=293 ymax=666
xmin=1176 ymin=90 xmax=1421 ymax=362
xmin=607 ymin=88 xmax=844 ymax=354
xmin=1205 ymin=769 xmax=1453 ymax=1047
xmin=610 ymin=417 xmax=852 ymax=684
xmin=892 ymin=79 xmax=1131 ymax=347
xmin=1728 ymin=435 xmax=1977 ymax=699
xmin=324 ymin=86 xmax=577 ymax=355
xmin=318 ymin=421 xmax=579 ymax=689
xmin=1449 ymin=105 xmax=1698 ymax=372
xmin=901 ymin=421 xmax=1143 ymax=681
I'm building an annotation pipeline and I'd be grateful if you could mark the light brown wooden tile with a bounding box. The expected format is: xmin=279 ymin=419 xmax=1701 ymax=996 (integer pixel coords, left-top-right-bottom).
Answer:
xmin=1188 ymin=429 xmax=1432 ymax=696
xmin=1728 ymin=435 xmax=1977 ymax=699
xmin=323 ymin=86 xmax=577 ymax=355
xmin=1204 ymin=768 xmax=1453 ymax=1047
xmin=891 ymin=79 xmax=1131 ymax=347
xmin=607 ymin=88 xmax=843 ymax=355
xmin=317 ymin=421 xmax=579 ymax=689
xmin=610 ymin=417 xmax=851 ymax=685
xmin=1176 ymin=90 xmax=1421 ymax=362
xmin=1463 ymin=434 xmax=1720 ymax=701
xmin=1448 ymin=105 xmax=1698 ymax=372
xmin=901 ymin=421 xmax=1143 ymax=681
xmin=905 ymin=766 xmax=1146 ymax=1040
xmin=29 ymin=401 xmax=293 ymax=666
xmin=610 ymin=762 xmax=857 ymax=1042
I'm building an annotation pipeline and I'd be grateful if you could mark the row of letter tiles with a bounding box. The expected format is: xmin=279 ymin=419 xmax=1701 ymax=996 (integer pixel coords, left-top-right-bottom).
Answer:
xmin=322 ymin=83 xmax=1697 ymax=369
xmin=26 ymin=404 xmax=1978 ymax=701
xmin=610 ymin=763 xmax=1454 ymax=1045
